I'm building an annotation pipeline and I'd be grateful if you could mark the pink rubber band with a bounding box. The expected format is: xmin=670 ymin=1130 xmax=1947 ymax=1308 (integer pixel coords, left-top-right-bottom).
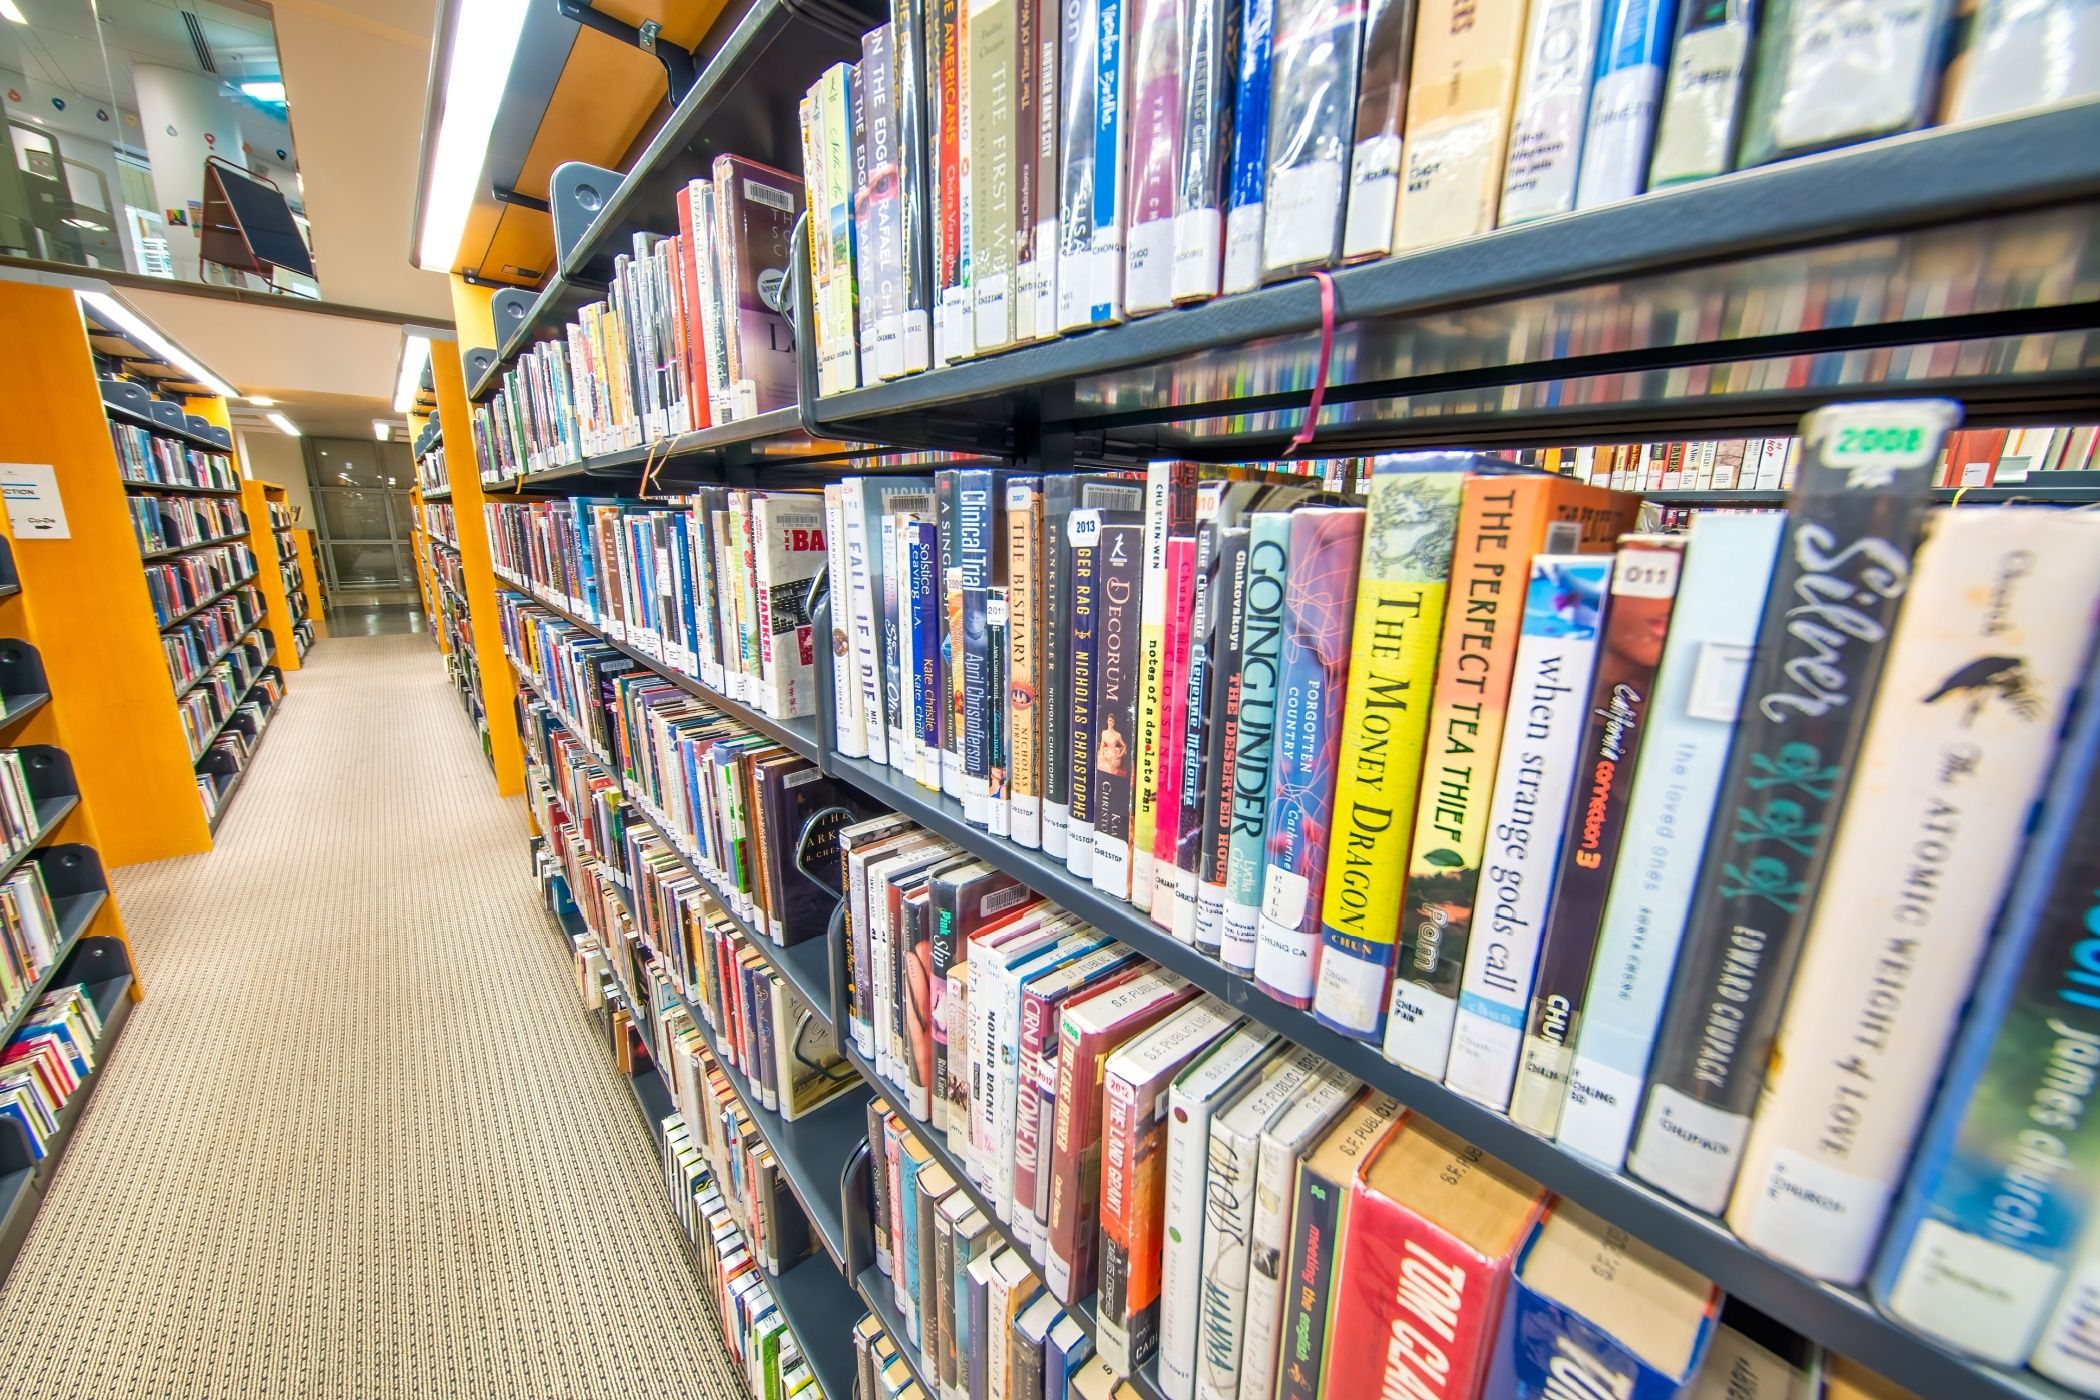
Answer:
xmin=1284 ymin=269 xmax=1337 ymax=457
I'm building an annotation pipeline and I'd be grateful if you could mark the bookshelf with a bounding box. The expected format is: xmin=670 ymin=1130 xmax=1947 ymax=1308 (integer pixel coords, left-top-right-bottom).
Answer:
xmin=433 ymin=1 xmax=2100 ymax=1391
xmin=255 ymin=484 xmax=320 ymax=666
xmin=0 ymin=517 xmax=141 ymax=1284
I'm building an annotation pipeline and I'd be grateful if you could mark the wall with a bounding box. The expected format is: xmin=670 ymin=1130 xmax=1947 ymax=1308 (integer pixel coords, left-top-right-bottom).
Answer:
xmin=236 ymin=428 xmax=316 ymax=526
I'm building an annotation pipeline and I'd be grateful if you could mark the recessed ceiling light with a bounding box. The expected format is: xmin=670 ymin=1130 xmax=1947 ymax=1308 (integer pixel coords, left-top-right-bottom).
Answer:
xmin=0 ymin=0 xmax=27 ymax=26
xmin=245 ymin=396 xmax=276 ymax=407
xmin=239 ymin=80 xmax=287 ymax=103
xmin=373 ymin=420 xmax=391 ymax=441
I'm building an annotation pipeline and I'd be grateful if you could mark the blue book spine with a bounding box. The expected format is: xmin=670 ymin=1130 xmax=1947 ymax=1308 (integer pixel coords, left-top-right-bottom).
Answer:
xmin=1220 ymin=0 xmax=1275 ymax=295
xmin=1575 ymin=0 xmax=1679 ymax=208
xmin=896 ymin=1147 xmax=930 ymax=1342
xmin=959 ymin=468 xmax=1002 ymax=826
xmin=912 ymin=521 xmax=943 ymax=786
xmin=1871 ymin=645 xmax=2100 ymax=1365
xmin=1091 ymin=0 xmax=1128 ymax=321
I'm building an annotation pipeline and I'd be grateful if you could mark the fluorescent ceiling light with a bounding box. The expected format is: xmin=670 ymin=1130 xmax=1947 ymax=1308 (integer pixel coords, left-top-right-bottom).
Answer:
xmin=239 ymin=80 xmax=287 ymax=102
xmin=245 ymin=396 xmax=277 ymax=407
xmin=0 ymin=0 xmax=26 ymax=26
xmin=77 ymin=290 xmax=238 ymax=399
xmin=416 ymin=0 xmax=530 ymax=272
xmin=267 ymin=412 xmax=301 ymax=437
xmin=393 ymin=333 xmax=432 ymax=413
xmin=373 ymin=420 xmax=392 ymax=441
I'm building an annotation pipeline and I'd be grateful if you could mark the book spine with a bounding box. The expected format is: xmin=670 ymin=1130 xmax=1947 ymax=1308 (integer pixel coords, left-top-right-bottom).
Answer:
xmin=1149 ymin=532 xmax=1198 ymax=929
xmin=1042 ymin=474 xmax=1076 ymax=857
xmin=1320 ymin=1160 xmax=1512 ymax=1400
xmin=1054 ymin=0 xmax=1101 ymax=331
xmin=890 ymin=0 xmax=935 ymax=373
xmin=1340 ymin=0 xmax=1411 ymax=260
xmin=802 ymin=89 xmax=835 ymax=395
xmin=845 ymin=483 xmax=887 ymax=762
xmin=913 ymin=522 xmax=945 ymax=790
xmin=1257 ymin=0 xmax=1354 ymax=278
xmin=1170 ymin=0 xmax=1229 ymax=302
xmin=883 ymin=514 xmax=912 ymax=770
xmin=1008 ymin=479 xmax=1045 ymax=847
xmin=1728 ymin=510 xmax=2100 ymax=1284
xmin=1192 ymin=1115 xmax=1272 ymax=1400
xmin=1092 ymin=518 xmax=1145 ymax=899
xmin=1012 ymin=984 xmax=1059 ymax=1245
xmin=1171 ymin=507 xmax=1222 ymax=942
xmin=1097 ymin=1067 xmax=1145 ymax=1371
xmin=1219 ymin=0 xmax=1275 ymax=295
xmin=1237 ymin=1125 xmax=1303 ymax=1400
xmin=829 ymin=64 xmax=861 ymax=389
xmin=1387 ymin=477 xmax=1616 ymax=1079
xmin=1510 ymin=539 xmax=1685 ymax=1138
xmin=1948 ymin=0 xmax=2100 ymax=124
xmin=1194 ymin=528 xmax=1252 ymax=958
xmin=870 ymin=1103 xmax=895 ymax=1272
xmin=1012 ymin=0 xmax=1038 ymax=344
xmin=1044 ymin=1017 xmax=1106 ymax=1301
xmin=960 ymin=470 xmax=998 ymax=825
xmin=1573 ymin=0 xmax=1676 ymax=209
xmin=1132 ymin=464 xmax=1182 ymax=908
xmin=931 ymin=884 xmax=962 ymax=1135
xmin=1446 ymin=556 xmax=1614 ymax=1111
xmin=943 ymin=474 xmax=966 ymax=798
xmin=1221 ymin=513 xmax=1291 ymax=974
xmin=1393 ymin=0 xmax=1531 ymax=251
xmin=1252 ymin=508 xmax=1366 ymax=1008
xmin=1030 ymin=0 xmax=1059 ymax=338
xmin=934 ymin=0 xmax=967 ymax=363
xmin=1122 ymin=0 xmax=1182 ymax=314
xmin=1629 ymin=400 xmax=1951 ymax=1215
xmin=969 ymin=0 xmax=1018 ymax=351
xmin=1089 ymin=0 xmax=1130 ymax=324
xmin=1497 ymin=0 xmax=1605 ymax=224
xmin=1737 ymin=0 xmax=1941 ymax=166
xmin=1311 ymin=471 xmax=1461 ymax=1039
xmin=864 ymin=25 xmax=903 ymax=380
xmin=1272 ymin=1151 xmax=1345 ymax=1400
xmin=988 ymin=588 xmax=1011 ymax=837
xmin=1066 ymin=510 xmax=1101 ymax=878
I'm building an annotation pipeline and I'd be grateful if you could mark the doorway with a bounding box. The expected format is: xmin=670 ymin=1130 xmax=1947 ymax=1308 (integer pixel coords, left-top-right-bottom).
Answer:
xmin=306 ymin=437 xmax=424 ymax=635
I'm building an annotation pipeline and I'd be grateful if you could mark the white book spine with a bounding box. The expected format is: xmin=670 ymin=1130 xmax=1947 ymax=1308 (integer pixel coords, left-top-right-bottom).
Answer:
xmin=1556 ymin=513 xmax=1784 ymax=1169
xmin=2035 ymin=1217 xmax=2100 ymax=1393
xmin=988 ymin=957 xmax=1034 ymax=1220
xmin=843 ymin=483 xmax=885 ymax=763
xmin=946 ymin=961 xmax=973 ymax=1162
xmin=1500 ymin=0 xmax=1606 ymax=224
xmin=1726 ymin=511 xmax=2100 ymax=1284
xmin=1445 ymin=559 xmax=1611 ymax=1110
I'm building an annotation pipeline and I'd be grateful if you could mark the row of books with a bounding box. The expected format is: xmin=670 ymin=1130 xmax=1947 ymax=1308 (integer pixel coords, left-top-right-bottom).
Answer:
xmin=0 ymin=748 xmax=48 ymax=859
xmin=795 ymin=0 xmax=2098 ymax=390
xmin=531 ymin=839 xmax=828 ymax=1400
xmin=0 ymin=984 xmax=104 ymax=1162
xmin=174 ymin=634 xmax=275 ymax=762
xmin=143 ymin=547 xmax=256 ymax=627
xmin=0 ymin=864 xmax=64 ymax=1028
xmin=470 ymin=158 xmax=802 ymax=483
xmin=415 ymin=442 xmax=447 ymax=498
xmin=163 ymin=601 xmax=264 ymax=694
xmin=484 ymin=488 xmax=830 ymax=723
xmin=128 ymin=494 xmax=246 ymax=557
xmin=109 ymin=422 xmax=238 ymax=491
xmin=422 ymin=502 xmax=459 ymax=549
xmin=195 ymin=682 xmax=277 ymax=819
xmin=860 ymin=1025 xmax=1923 ymax=1400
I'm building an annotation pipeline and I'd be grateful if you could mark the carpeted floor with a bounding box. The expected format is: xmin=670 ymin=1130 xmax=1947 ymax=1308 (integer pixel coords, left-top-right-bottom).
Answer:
xmin=0 ymin=635 xmax=742 ymax=1400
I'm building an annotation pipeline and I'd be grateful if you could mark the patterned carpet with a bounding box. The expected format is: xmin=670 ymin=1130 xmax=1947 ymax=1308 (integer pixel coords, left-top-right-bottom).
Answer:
xmin=0 ymin=635 xmax=742 ymax=1400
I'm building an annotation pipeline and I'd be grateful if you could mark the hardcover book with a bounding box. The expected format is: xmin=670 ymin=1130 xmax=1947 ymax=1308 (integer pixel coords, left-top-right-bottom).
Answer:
xmin=1393 ymin=0 xmax=1531 ymax=250
xmin=1220 ymin=511 xmax=1293 ymax=972
xmin=1220 ymin=0 xmax=1276 ymax=293
xmin=1259 ymin=0 xmax=1362 ymax=278
xmin=1737 ymin=0 xmax=1952 ymax=167
xmin=1498 ymin=0 xmax=1606 ymax=223
xmin=1729 ymin=508 xmax=2100 ymax=1283
xmin=1133 ymin=461 xmax=1199 ymax=910
xmin=1171 ymin=0 xmax=1233 ymax=301
xmin=1091 ymin=509 xmax=1148 ymax=900
xmin=1122 ymin=0 xmax=1184 ymax=314
xmin=1007 ymin=478 xmax=1046 ymax=847
xmin=1629 ymin=400 xmax=1953 ymax=1214
xmin=1573 ymin=0 xmax=1679 ymax=208
xmin=1341 ymin=0 xmax=1415 ymax=259
xmin=1192 ymin=522 xmax=1254 ymax=957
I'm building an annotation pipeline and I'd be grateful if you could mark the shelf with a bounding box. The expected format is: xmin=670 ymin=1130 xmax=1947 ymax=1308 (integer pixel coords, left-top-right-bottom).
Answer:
xmin=204 ymin=713 xmax=275 ymax=833
xmin=0 ymin=794 xmax=81 ymax=888
xmin=0 ymin=885 xmax=107 ymax=1046
xmin=801 ymin=102 xmax=2100 ymax=458
xmin=853 ymin=1265 xmax=937 ymax=1396
xmin=121 ymin=478 xmax=244 ymax=499
xmin=822 ymin=753 xmax=2074 ymax=1400
xmin=173 ymin=622 xmax=268 ymax=701
xmin=0 ymin=690 xmax=49 ymax=732
xmin=483 ymin=408 xmax=880 ymax=490
xmin=187 ymin=650 xmax=278 ymax=764
xmin=103 ymin=399 xmax=231 ymax=452
xmin=767 ymin=1246 xmax=861 ymax=1400
xmin=423 ymin=486 xmax=452 ymax=503
xmin=473 ymin=272 xmax=611 ymax=401
xmin=157 ymin=573 xmax=259 ymax=631
xmin=0 ymin=968 xmax=136 ymax=1279
xmin=1642 ymin=484 xmax=2100 ymax=506
xmin=495 ymin=578 xmax=820 ymax=762
xmin=140 ymin=531 xmax=249 ymax=562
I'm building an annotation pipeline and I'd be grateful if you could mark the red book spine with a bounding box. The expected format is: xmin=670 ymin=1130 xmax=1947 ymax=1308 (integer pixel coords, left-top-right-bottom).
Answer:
xmin=1320 ymin=1182 xmax=1513 ymax=1400
xmin=1149 ymin=533 xmax=1197 ymax=923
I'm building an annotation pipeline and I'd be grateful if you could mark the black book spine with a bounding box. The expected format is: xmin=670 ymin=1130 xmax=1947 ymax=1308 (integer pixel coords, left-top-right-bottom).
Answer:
xmin=1041 ymin=473 xmax=1076 ymax=850
xmin=1631 ymin=401 xmax=1953 ymax=1211
xmin=1067 ymin=514 xmax=1101 ymax=869
xmin=1193 ymin=526 xmax=1252 ymax=956
xmin=959 ymin=467 xmax=1002 ymax=820
xmin=1091 ymin=516 xmax=1146 ymax=893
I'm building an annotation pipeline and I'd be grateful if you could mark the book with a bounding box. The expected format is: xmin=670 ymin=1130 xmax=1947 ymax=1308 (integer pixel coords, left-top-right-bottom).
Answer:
xmin=1685 ymin=1306 xmax=1817 ymax=1400
xmin=1220 ymin=0 xmax=1276 ymax=294
xmin=960 ymin=469 xmax=1010 ymax=827
xmin=1253 ymin=507 xmax=1367 ymax=1008
xmin=891 ymin=0 xmax=936 ymax=373
xmin=1445 ymin=554 xmax=1615 ymax=1111
xmin=1870 ymin=639 xmax=2100 ymax=1363
xmin=710 ymin=156 xmax=804 ymax=418
xmin=1056 ymin=0 xmax=1102 ymax=330
xmin=1628 ymin=399 xmax=1954 ymax=1215
xmin=1235 ymin=1073 xmax=1361 ymax=1400
xmin=943 ymin=474 xmax=966 ymax=798
xmin=971 ymin=0 xmax=1020 ymax=352
xmin=1220 ymin=511 xmax=1293 ymax=973
xmin=997 ymin=934 xmax=1121 ymax=1223
xmin=1157 ymin=1025 xmax=1285 ymax=1400
xmin=1171 ymin=0 xmax=1234 ymax=301
xmin=1008 ymin=478 xmax=1046 ymax=847
xmin=1048 ymin=1312 xmax=1097 ymax=1397
xmin=1321 ymin=1115 xmax=1547 ymax=1400
xmin=749 ymin=493 xmax=828 ymax=719
xmin=1728 ymin=508 xmax=2100 ymax=1283
xmin=1393 ymin=0 xmax=1532 ymax=250
xmin=1122 ymin=0 xmax=1183 ymax=314
xmin=1193 ymin=520 xmax=1255 ymax=958
xmin=1645 ymin=0 xmax=1754 ymax=187
xmin=1385 ymin=475 xmax=1639 ymax=1080
xmin=1091 ymin=505 xmax=1148 ymax=900
xmin=1947 ymin=0 xmax=2100 ymax=123
xmin=1309 ymin=465 xmax=1467 ymax=1036
xmin=1095 ymin=998 xmax=1244 ymax=1377
xmin=1498 ymin=0 xmax=1607 ymax=224
xmin=1043 ymin=473 xmax=1078 ymax=858
xmin=1573 ymin=0 xmax=1679 ymax=208
xmin=1192 ymin=1049 xmax=1332 ymax=1400
xmin=1015 ymin=1291 xmax=1064 ymax=1400
xmin=1170 ymin=487 xmax=1228 ymax=941
xmin=1556 ymin=511 xmax=1785 ymax=1170
xmin=1017 ymin=948 xmax=1148 ymax=1254
xmin=1134 ymin=462 xmax=1198 ymax=911
xmin=1341 ymin=0 xmax=1417 ymax=260
xmin=1509 ymin=537 xmax=1687 ymax=1138
xmin=1736 ymin=0 xmax=1954 ymax=167
xmin=1149 ymin=525 xmax=1201 ymax=926
xmin=1259 ymin=0 xmax=1361 ymax=278
xmin=1044 ymin=969 xmax=1199 ymax=1303
xmin=1485 ymin=1201 xmax=1721 ymax=1398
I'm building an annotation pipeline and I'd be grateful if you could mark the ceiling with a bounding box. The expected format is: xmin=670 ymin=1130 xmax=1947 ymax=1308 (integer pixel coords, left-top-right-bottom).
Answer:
xmin=3 ymin=0 xmax=283 ymax=109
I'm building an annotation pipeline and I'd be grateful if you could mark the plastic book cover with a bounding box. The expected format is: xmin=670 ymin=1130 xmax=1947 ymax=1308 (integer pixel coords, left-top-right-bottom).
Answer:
xmin=1043 ymin=473 xmax=1077 ymax=856
xmin=1647 ymin=0 xmax=1754 ymax=186
xmin=1007 ymin=478 xmax=1045 ymax=847
xmin=709 ymin=155 xmax=804 ymax=417
xmin=1259 ymin=0 xmax=1361 ymax=278
xmin=1192 ymin=525 xmax=1253 ymax=958
xmin=987 ymin=585 xmax=1010 ymax=834
xmin=942 ymin=472 xmax=965 ymax=798
xmin=1393 ymin=0 xmax=1531 ymax=251
xmin=1170 ymin=491 xmax=1228 ymax=938
xmin=1221 ymin=0 xmax=1276 ymax=294
xmin=1628 ymin=400 xmax=1953 ymax=1215
xmin=1171 ymin=0 xmax=1233 ymax=301
xmin=959 ymin=467 xmax=1012 ymax=826
xmin=1947 ymin=0 xmax=2100 ymax=123
xmin=1341 ymin=0 xmax=1415 ymax=259
xmin=1030 ymin=0 xmax=1061 ymax=337
xmin=1738 ymin=0 xmax=1954 ymax=167
xmin=1065 ymin=493 xmax=1103 ymax=878
xmin=887 ymin=0 xmax=935 ymax=372
xmin=1123 ymin=0 xmax=1184 ymax=315
xmin=1252 ymin=507 xmax=1366 ymax=1009
xmin=969 ymin=0 xmax=1019 ymax=350
xmin=1056 ymin=0 xmax=1103 ymax=329
xmin=1574 ymin=0 xmax=1681 ymax=208
xmin=1089 ymin=0 xmax=1133 ymax=324
xmin=1134 ymin=460 xmax=1199 ymax=910
xmin=1499 ymin=0 xmax=1607 ymax=223
xmin=1220 ymin=511 xmax=1292 ymax=972
xmin=1148 ymin=530 xmax=1199 ymax=927
xmin=1090 ymin=513 xmax=1147 ymax=901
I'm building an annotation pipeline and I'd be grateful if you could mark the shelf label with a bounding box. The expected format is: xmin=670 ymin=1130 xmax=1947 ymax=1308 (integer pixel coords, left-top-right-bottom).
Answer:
xmin=0 ymin=464 xmax=69 ymax=539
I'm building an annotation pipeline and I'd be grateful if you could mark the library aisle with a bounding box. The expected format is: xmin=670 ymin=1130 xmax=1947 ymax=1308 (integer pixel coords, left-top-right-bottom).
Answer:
xmin=0 ymin=636 xmax=740 ymax=1400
